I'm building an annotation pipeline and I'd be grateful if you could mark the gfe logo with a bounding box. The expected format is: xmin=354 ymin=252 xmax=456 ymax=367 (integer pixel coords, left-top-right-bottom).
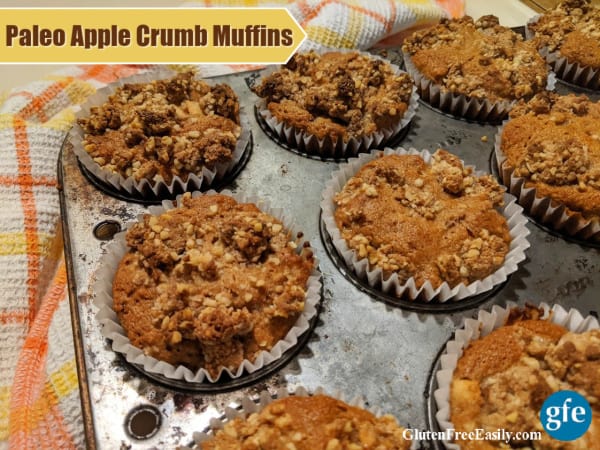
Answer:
xmin=540 ymin=390 xmax=592 ymax=441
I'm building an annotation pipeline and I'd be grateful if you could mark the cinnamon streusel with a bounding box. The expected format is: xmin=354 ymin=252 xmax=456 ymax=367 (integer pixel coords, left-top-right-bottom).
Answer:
xmin=500 ymin=92 xmax=600 ymax=222
xmin=252 ymin=51 xmax=414 ymax=143
xmin=201 ymin=394 xmax=411 ymax=450
xmin=79 ymin=71 xmax=241 ymax=185
xmin=112 ymin=193 xmax=314 ymax=378
xmin=402 ymin=15 xmax=548 ymax=104
xmin=333 ymin=149 xmax=510 ymax=289
xmin=451 ymin=306 xmax=600 ymax=449
xmin=528 ymin=0 xmax=600 ymax=72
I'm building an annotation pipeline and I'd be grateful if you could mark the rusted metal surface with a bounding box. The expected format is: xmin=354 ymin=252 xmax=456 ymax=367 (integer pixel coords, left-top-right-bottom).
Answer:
xmin=59 ymin=55 xmax=600 ymax=449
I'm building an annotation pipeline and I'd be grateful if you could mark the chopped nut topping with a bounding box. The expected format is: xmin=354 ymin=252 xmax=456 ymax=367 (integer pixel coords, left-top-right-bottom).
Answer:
xmin=502 ymin=92 xmax=600 ymax=220
xmin=529 ymin=0 xmax=600 ymax=69
xmin=334 ymin=150 xmax=510 ymax=289
xmin=402 ymin=15 xmax=548 ymax=103
xmin=79 ymin=71 xmax=241 ymax=184
xmin=451 ymin=310 xmax=600 ymax=450
xmin=252 ymin=51 xmax=413 ymax=142
xmin=201 ymin=395 xmax=410 ymax=450
xmin=112 ymin=194 xmax=314 ymax=377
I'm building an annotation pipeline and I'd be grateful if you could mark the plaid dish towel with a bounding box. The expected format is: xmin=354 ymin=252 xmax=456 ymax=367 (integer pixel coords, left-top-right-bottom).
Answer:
xmin=0 ymin=1 xmax=463 ymax=448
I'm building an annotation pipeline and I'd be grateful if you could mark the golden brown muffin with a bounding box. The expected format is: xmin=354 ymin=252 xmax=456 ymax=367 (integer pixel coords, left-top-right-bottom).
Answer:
xmin=201 ymin=394 xmax=411 ymax=450
xmin=79 ymin=72 xmax=241 ymax=184
xmin=500 ymin=92 xmax=600 ymax=221
xmin=402 ymin=15 xmax=548 ymax=103
xmin=333 ymin=149 xmax=510 ymax=289
xmin=252 ymin=51 xmax=414 ymax=142
xmin=451 ymin=306 xmax=600 ymax=449
xmin=529 ymin=0 xmax=600 ymax=70
xmin=334 ymin=149 xmax=511 ymax=288
xmin=112 ymin=193 xmax=314 ymax=378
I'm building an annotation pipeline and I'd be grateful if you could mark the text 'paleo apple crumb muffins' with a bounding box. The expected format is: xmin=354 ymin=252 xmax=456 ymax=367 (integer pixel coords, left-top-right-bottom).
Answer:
xmin=94 ymin=191 xmax=321 ymax=384
xmin=252 ymin=50 xmax=418 ymax=158
xmin=402 ymin=15 xmax=551 ymax=122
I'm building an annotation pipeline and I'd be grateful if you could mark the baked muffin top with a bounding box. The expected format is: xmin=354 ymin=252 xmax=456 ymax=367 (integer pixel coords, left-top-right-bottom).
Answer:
xmin=252 ymin=51 xmax=413 ymax=142
xmin=402 ymin=15 xmax=548 ymax=103
xmin=78 ymin=72 xmax=241 ymax=184
xmin=501 ymin=92 xmax=600 ymax=220
xmin=112 ymin=193 xmax=314 ymax=378
xmin=201 ymin=394 xmax=410 ymax=450
xmin=333 ymin=150 xmax=510 ymax=289
xmin=529 ymin=0 xmax=600 ymax=69
xmin=451 ymin=307 xmax=600 ymax=449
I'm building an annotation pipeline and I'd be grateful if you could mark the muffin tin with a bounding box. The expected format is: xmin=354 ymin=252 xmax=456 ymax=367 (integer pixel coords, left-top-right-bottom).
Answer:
xmin=58 ymin=49 xmax=600 ymax=449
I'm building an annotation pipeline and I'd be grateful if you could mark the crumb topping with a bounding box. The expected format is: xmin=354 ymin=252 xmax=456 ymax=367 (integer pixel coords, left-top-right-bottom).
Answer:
xmin=252 ymin=51 xmax=414 ymax=142
xmin=529 ymin=0 xmax=600 ymax=69
xmin=201 ymin=395 xmax=410 ymax=450
xmin=112 ymin=193 xmax=314 ymax=377
xmin=333 ymin=150 xmax=509 ymax=289
xmin=402 ymin=15 xmax=548 ymax=102
xmin=502 ymin=92 xmax=600 ymax=219
xmin=78 ymin=72 xmax=241 ymax=184
xmin=451 ymin=310 xmax=600 ymax=449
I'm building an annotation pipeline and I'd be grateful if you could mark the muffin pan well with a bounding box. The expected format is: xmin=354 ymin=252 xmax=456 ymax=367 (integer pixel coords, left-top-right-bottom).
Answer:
xmin=59 ymin=50 xmax=600 ymax=449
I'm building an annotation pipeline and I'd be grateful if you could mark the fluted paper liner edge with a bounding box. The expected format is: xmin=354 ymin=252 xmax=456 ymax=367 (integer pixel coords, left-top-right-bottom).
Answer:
xmin=402 ymin=51 xmax=557 ymax=122
xmin=434 ymin=302 xmax=600 ymax=449
xmin=190 ymin=386 xmax=418 ymax=450
xmin=254 ymin=50 xmax=419 ymax=158
xmin=526 ymin=14 xmax=600 ymax=90
xmin=320 ymin=147 xmax=530 ymax=302
xmin=495 ymin=122 xmax=600 ymax=242
xmin=93 ymin=189 xmax=321 ymax=384
xmin=70 ymin=67 xmax=250 ymax=198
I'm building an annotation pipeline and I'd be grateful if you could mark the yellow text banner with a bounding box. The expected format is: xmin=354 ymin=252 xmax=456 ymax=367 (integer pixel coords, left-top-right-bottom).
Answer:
xmin=0 ymin=8 xmax=306 ymax=63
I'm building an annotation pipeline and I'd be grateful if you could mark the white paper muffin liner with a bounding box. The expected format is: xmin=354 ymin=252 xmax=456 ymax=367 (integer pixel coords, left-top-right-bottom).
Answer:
xmin=254 ymin=50 xmax=419 ymax=158
xmin=190 ymin=386 xmax=418 ymax=450
xmin=495 ymin=122 xmax=600 ymax=242
xmin=93 ymin=190 xmax=322 ymax=384
xmin=526 ymin=15 xmax=600 ymax=91
xmin=70 ymin=67 xmax=251 ymax=198
xmin=402 ymin=51 xmax=556 ymax=122
xmin=434 ymin=302 xmax=600 ymax=449
xmin=320 ymin=147 xmax=530 ymax=302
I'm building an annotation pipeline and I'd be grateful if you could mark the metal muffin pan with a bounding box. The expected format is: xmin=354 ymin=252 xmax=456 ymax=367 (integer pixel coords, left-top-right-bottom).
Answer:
xmin=59 ymin=53 xmax=600 ymax=449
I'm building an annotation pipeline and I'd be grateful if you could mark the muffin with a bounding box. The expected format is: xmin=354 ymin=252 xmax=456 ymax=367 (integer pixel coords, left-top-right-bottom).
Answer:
xmin=497 ymin=91 xmax=600 ymax=241
xmin=527 ymin=0 xmax=600 ymax=90
xmin=252 ymin=51 xmax=417 ymax=157
xmin=101 ymin=192 xmax=318 ymax=382
xmin=437 ymin=304 xmax=600 ymax=449
xmin=402 ymin=15 xmax=549 ymax=121
xmin=198 ymin=393 xmax=411 ymax=449
xmin=75 ymin=71 xmax=248 ymax=196
xmin=321 ymin=147 xmax=530 ymax=301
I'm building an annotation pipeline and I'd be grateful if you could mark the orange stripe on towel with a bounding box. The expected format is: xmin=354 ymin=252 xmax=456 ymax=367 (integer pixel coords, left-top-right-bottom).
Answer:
xmin=16 ymin=79 xmax=73 ymax=122
xmin=13 ymin=117 xmax=40 ymax=326
xmin=301 ymin=0 xmax=390 ymax=29
xmin=0 ymin=310 xmax=29 ymax=325
xmin=76 ymin=64 xmax=148 ymax=84
xmin=0 ymin=175 xmax=56 ymax=188
xmin=9 ymin=263 xmax=74 ymax=449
